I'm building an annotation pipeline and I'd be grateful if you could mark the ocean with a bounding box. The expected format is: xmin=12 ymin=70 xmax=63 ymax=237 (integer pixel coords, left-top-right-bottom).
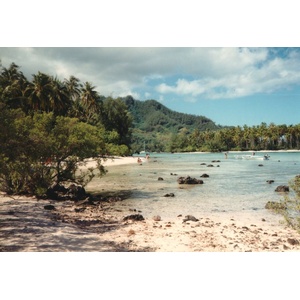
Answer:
xmin=88 ymin=151 xmax=300 ymax=222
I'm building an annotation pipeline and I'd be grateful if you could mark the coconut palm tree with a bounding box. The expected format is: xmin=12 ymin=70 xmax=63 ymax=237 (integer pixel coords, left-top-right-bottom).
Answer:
xmin=25 ymin=72 xmax=53 ymax=112
xmin=0 ymin=62 xmax=29 ymax=109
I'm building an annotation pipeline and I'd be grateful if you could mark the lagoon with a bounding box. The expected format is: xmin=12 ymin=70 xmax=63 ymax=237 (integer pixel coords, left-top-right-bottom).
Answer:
xmin=87 ymin=151 xmax=300 ymax=223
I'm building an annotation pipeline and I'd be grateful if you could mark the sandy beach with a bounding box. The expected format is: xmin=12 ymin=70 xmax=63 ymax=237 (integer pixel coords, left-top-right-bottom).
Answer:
xmin=1 ymin=155 xmax=300 ymax=252
xmin=1 ymin=192 xmax=300 ymax=252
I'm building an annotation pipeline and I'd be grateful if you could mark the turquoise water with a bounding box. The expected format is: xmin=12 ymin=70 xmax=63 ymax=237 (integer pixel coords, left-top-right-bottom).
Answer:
xmin=89 ymin=151 xmax=300 ymax=220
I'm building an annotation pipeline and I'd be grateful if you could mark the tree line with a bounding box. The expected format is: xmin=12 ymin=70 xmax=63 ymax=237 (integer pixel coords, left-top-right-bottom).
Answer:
xmin=168 ymin=123 xmax=300 ymax=152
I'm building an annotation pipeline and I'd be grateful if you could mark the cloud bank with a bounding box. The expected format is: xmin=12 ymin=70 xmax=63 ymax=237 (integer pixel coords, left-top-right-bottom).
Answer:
xmin=1 ymin=47 xmax=300 ymax=102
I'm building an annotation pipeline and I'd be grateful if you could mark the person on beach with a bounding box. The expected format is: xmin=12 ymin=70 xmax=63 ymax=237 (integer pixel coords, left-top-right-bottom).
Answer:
xmin=137 ymin=157 xmax=142 ymax=164
xmin=146 ymin=153 xmax=150 ymax=159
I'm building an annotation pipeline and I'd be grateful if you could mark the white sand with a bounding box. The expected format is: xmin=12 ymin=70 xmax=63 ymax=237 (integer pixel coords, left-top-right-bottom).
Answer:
xmin=1 ymin=192 xmax=300 ymax=252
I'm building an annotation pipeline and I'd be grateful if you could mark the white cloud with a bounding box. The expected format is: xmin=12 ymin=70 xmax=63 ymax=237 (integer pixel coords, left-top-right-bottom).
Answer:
xmin=1 ymin=47 xmax=300 ymax=101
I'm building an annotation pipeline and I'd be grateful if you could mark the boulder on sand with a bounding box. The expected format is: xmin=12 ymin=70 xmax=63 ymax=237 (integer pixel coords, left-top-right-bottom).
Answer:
xmin=177 ymin=176 xmax=204 ymax=184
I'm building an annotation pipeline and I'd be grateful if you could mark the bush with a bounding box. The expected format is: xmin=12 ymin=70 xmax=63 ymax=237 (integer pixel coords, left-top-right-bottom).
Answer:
xmin=278 ymin=175 xmax=300 ymax=232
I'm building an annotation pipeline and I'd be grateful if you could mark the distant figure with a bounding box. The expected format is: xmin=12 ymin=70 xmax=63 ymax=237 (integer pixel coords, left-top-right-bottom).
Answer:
xmin=146 ymin=153 xmax=150 ymax=159
xmin=224 ymin=152 xmax=228 ymax=159
xmin=252 ymin=152 xmax=255 ymax=156
xmin=137 ymin=157 xmax=142 ymax=164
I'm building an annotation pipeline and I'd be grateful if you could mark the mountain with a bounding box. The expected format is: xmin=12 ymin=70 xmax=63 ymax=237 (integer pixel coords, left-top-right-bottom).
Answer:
xmin=121 ymin=96 xmax=221 ymax=153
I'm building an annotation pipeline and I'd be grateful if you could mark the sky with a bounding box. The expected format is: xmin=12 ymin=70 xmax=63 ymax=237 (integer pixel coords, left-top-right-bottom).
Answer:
xmin=1 ymin=47 xmax=300 ymax=127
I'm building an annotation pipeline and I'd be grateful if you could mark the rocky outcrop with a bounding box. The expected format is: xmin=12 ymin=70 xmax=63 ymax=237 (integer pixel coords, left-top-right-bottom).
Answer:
xmin=46 ymin=183 xmax=88 ymax=201
xmin=275 ymin=185 xmax=289 ymax=192
xmin=200 ymin=174 xmax=209 ymax=178
xmin=177 ymin=176 xmax=204 ymax=184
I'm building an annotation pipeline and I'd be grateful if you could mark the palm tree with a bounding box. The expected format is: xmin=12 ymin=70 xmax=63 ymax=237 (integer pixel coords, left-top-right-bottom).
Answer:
xmin=25 ymin=72 xmax=53 ymax=111
xmin=0 ymin=62 xmax=29 ymax=109
xmin=49 ymin=77 xmax=71 ymax=115
xmin=64 ymin=76 xmax=81 ymax=102
xmin=80 ymin=82 xmax=102 ymax=123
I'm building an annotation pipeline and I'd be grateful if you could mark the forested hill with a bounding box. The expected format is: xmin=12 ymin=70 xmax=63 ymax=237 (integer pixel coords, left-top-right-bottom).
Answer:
xmin=122 ymin=96 xmax=220 ymax=132
xmin=121 ymin=96 xmax=221 ymax=153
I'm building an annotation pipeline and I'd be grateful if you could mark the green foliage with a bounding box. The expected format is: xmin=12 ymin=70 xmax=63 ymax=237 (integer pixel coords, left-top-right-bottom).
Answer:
xmin=278 ymin=176 xmax=300 ymax=232
xmin=0 ymin=108 xmax=107 ymax=195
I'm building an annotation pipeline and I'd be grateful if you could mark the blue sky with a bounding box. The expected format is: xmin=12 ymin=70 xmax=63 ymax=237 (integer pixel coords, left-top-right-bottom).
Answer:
xmin=1 ymin=47 xmax=300 ymax=127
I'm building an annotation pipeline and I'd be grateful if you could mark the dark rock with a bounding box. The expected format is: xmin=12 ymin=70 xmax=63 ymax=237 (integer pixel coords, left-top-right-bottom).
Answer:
xmin=183 ymin=215 xmax=199 ymax=222
xmin=266 ymin=180 xmax=275 ymax=184
xmin=46 ymin=183 xmax=88 ymax=201
xmin=287 ymin=238 xmax=299 ymax=245
xmin=200 ymin=163 xmax=206 ymax=165
xmin=164 ymin=193 xmax=175 ymax=197
xmin=123 ymin=214 xmax=145 ymax=221
xmin=258 ymin=164 xmax=263 ymax=167
xmin=275 ymin=185 xmax=289 ymax=192
xmin=200 ymin=174 xmax=210 ymax=178
xmin=158 ymin=177 xmax=164 ymax=181
xmin=44 ymin=204 xmax=55 ymax=210
xmin=207 ymin=164 xmax=214 ymax=167
xmin=212 ymin=160 xmax=221 ymax=163
xmin=177 ymin=176 xmax=204 ymax=184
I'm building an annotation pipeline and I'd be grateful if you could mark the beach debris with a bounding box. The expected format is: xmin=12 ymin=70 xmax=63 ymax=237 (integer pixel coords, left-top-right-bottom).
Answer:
xmin=266 ymin=180 xmax=275 ymax=184
xmin=275 ymin=185 xmax=289 ymax=192
xmin=123 ymin=214 xmax=145 ymax=222
xmin=107 ymin=196 xmax=122 ymax=202
xmin=163 ymin=193 xmax=175 ymax=197
xmin=200 ymin=173 xmax=210 ymax=178
xmin=158 ymin=177 xmax=164 ymax=181
xmin=128 ymin=229 xmax=136 ymax=236
xmin=177 ymin=176 xmax=204 ymax=184
xmin=74 ymin=207 xmax=86 ymax=213
xmin=153 ymin=215 xmax=161 ymax=221
xmin=183 ymin=215 xmax=199 ymax=222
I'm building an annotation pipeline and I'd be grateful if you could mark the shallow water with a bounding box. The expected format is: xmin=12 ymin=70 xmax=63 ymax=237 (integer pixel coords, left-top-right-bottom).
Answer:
xmin=87 ymin=151 xmax=300 ymax=221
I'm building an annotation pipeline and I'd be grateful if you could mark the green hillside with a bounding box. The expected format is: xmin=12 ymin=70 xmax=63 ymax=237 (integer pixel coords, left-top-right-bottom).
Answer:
xmin=122 ymin=96 xmax=221 ymax=153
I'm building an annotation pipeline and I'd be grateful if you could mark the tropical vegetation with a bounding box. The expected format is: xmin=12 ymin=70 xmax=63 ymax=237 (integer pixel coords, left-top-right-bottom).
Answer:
xmin=1 ymin=61 xmax=300 ymax=197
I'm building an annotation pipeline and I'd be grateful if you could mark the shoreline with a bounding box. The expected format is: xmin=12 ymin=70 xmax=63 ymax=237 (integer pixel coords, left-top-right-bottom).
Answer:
xmin=1 ymin=192 xmax=300 ymax=252
xmin=1 ymin=151 xmax=300 ymax=252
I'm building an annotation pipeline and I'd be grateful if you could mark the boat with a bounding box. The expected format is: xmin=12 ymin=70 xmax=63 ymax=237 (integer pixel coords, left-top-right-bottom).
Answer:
xmin=235 ymin=154 xmax=270 ymax=160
